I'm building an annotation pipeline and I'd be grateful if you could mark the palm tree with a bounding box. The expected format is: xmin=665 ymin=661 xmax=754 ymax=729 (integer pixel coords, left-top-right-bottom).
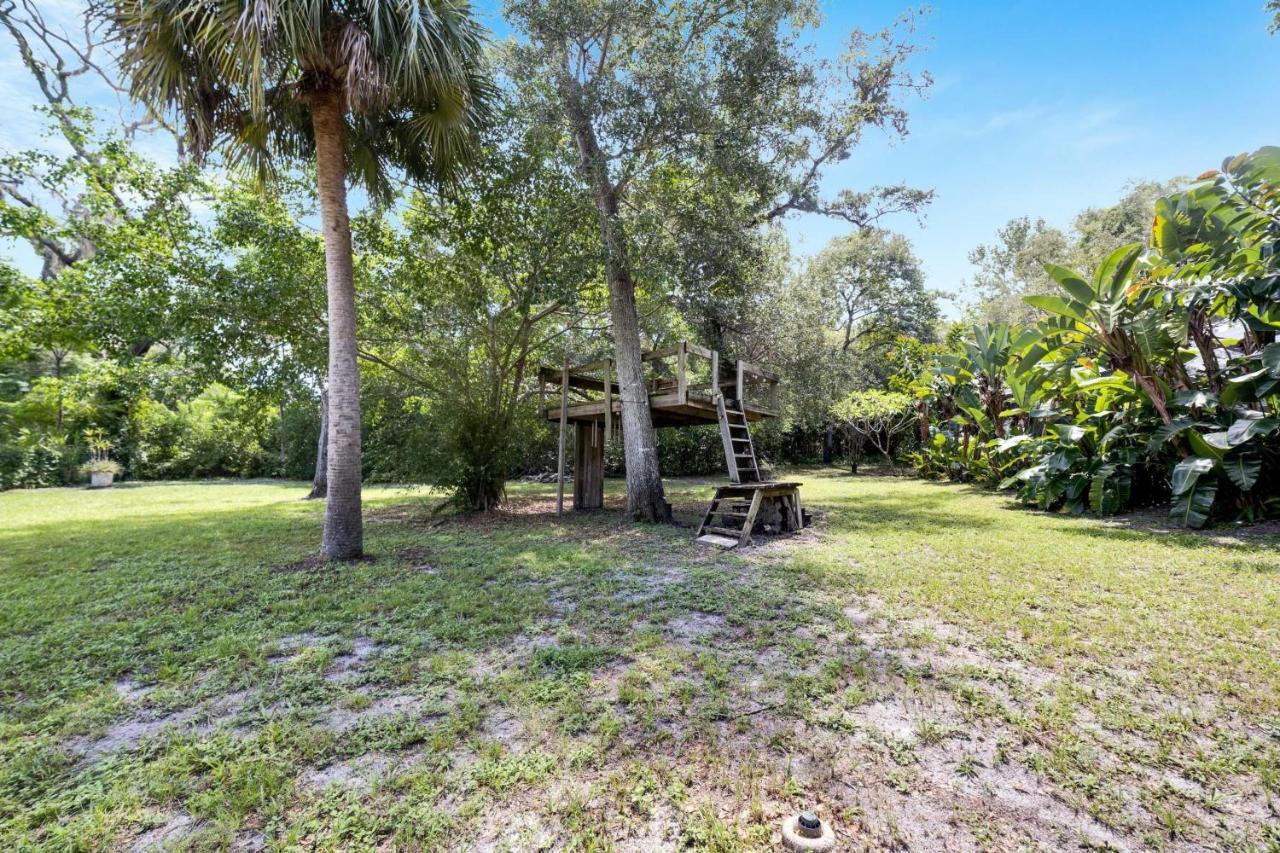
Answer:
xmin=114 ymin=0 xmax=492 ymax=559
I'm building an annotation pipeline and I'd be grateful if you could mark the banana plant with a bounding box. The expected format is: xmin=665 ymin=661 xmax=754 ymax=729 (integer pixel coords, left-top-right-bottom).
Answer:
xmin=1017 ymin=244 xmax=1188 ymax=425
xmin=1156 ymin=388 xmax=1279 ymax=527
xmin=962 ymin=324 xmax=1016 ymax=433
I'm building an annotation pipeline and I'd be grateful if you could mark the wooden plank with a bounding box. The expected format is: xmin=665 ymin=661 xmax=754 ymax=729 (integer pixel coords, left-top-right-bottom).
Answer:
xmin=573 ymin=422 xmax=603 ymax=510
xmin=642 ymin=344 xmax=682 ymax=362
xmin=737 ymin=359 xmax=780 ymax=382
xmin=685 ymin=342 xmax=714 ymax=360
xmin=696 ymin=491 xmax=721 ymax=536
xmin=677 ymin=341 xmax=687 ymax=403
xmin=696 ymin=533 xmax=739 ymax=549
xmin=738 ymin=490 xmax=764 ymax=547
xmin=703 ymin=525 xmax=747 ymax=537
xmin=603 ymin=358 xmax=612 ymax=445
xmin=538 ymin=367 xmax=618 ymax=395
xmin=710 ymin=349 xmax=719 ymax=397
xmin=556 ymin=355 xmax=568 ymax=515
xmin=716 ymin=395 xmax=740 ymax=484
xmin=736 ymin=360 xmax=744 ymax=404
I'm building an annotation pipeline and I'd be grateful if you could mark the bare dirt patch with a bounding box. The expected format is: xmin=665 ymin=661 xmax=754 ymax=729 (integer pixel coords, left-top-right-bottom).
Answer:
xmin=128 ymin=813 xmax=199 ymax=851
xmin=74 ymin=689 xmax=252 ymax=762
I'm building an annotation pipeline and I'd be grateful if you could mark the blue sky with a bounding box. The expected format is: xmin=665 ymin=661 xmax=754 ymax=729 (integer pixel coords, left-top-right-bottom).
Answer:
xmin=788 ymin=0 xmax=1280 ymax=314
xmin=3 ymin=1 xmax=1279 ymax=316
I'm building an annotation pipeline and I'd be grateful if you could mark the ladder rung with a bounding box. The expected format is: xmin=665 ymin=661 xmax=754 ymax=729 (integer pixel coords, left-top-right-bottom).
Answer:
xmin=703 ymin=525 xmax=745 ymax=537
xmin=716 ymin=510 xmax=749 ymax=518
xmin=732 ymin=437 xmax=750 ymax=443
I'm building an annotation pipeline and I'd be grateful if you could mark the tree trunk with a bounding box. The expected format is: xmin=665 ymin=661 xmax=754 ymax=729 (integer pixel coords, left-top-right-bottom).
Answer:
xmin=310 ymin=91 xmax=363 ymax=559
xmin=823 ymin=422 xmax=833 ymax=465
xmin=308 ymin=386 xmax=328 ymax=500
xmin=561 ymin=82 xmax=666 ymax=522
xmin=1188 ymin=309 xmax=1222 ymax=393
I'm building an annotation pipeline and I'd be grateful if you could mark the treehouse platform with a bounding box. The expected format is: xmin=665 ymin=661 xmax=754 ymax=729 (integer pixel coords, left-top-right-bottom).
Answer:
xmin=538 ymin=342 xmax=779 ymax=429
xmin=540 ymin=341 xmax=783 ymax=517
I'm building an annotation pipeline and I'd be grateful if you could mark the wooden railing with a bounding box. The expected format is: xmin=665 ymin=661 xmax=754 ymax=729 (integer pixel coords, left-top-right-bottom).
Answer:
xmin=538 ymin=340 xmax=779 ymax=426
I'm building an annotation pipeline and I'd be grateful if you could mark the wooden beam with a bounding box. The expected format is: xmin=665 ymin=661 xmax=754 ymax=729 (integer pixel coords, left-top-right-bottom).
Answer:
xmin=556 ymin=355 xmax=569 ymax=515
xmin=642 ymin=344 xmax=682 ymax=362
xmin=685 ymin=341 xmax=715 ymax=361
xmin=573 ymin=422 xmax=604 ymax=510
xmin=677 ymin=341 xmax=687 ymax=403
xmin=603 ymin=358 xmax=612 ymax=445
xmin=710 ymin=349 xmax=719 ymax=398
xmin=537 ymin=366 xmax=618 ymax=395
xmin=736 ymin=360 xmax=744 ymax=404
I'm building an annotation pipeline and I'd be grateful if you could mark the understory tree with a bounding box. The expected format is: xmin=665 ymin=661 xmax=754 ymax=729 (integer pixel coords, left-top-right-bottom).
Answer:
xmin=830 ymin=389 xmax=914 ymax=473
xmin=505 ymin=0 xmax=932 ymax=521
xmin=114 ymin=0 xmax=493 ymax=559
xmin=357 ymin=112 xmax=602 ymax=510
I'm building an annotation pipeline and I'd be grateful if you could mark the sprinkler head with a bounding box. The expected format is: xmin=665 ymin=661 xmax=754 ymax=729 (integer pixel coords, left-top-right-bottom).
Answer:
xmin=781 ymin=809 xmax=835 ymax=852
xmin=797 ymin=811 xmax=822 ymax=838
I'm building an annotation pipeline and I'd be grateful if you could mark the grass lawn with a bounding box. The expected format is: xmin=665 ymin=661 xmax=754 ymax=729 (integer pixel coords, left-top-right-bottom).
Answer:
xmin=1 ymin=471 xmax=1277 ymax=850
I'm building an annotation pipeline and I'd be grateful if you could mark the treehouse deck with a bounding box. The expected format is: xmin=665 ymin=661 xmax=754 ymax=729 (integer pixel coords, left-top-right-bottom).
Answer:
xmin=538 ymin=342 xmax=778 ymax=429
xmin=537 ymin=343 xmax=788 ymax=527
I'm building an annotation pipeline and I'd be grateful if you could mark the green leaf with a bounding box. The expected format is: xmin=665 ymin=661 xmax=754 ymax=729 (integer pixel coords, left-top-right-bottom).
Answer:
xmin=1043 ymin=263 xmax=1095 ymax=303
xmin=1226 ymin=414 xmax=1277 ymax=445
xmin=1146 ymin=417 xmax=1193 ymax=451
xmin=1174 ymin=390 xmax=1215 ymax=409
xmin=1024 ymin=295 xmax=1087 ymax=322
xmin=1169 ymin=456 xmax=1218 ymax=528
xmin=1052 ymin=424 xmax=1087 ymax=443
xmin=1092 ymin=243 xmax=1143 ymax=299
xmin=1262 ymin=343 xmax=1280 ymax=378
xmin=1010 ymin=327 xmax=1045 ymax=352
xmin=996 ymin=434 xmax=1032 ymax=453
xmin=1221 ymin=449 xmax=1261 ymax=491
xmin=1016 ymin=343 xmax=1052 ymax=375
xmin=1170 ymin=455 xmax=1216 ymax=495
xmin=1185 ymin=430 xmax=1226 ymax=460
xmin=1088 ymin=465 xmax=1115 ymax=514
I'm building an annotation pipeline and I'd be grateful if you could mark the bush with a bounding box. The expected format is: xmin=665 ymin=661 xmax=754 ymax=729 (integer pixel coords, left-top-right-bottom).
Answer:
xmin=0 ymin=432 xmax=80 ymax=490
xmin=128 ymin=384 xmax=277 ymax=480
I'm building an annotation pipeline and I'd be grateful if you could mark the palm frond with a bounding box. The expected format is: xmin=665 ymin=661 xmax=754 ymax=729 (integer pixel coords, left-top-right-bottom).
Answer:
xmin=113 ymin=0 xmax=494 ymax=194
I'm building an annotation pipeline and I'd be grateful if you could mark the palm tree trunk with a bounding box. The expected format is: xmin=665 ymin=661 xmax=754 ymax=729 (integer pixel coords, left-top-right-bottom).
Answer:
xmin=310 ymin=90 xmax=363 ymax=558
xmin=561 ymin=84 xmax=666 ymax=522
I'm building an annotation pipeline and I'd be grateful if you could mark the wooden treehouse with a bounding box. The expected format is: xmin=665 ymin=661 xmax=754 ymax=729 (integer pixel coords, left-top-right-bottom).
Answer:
xmin=540 ymin=341 xmax=804 ymax=548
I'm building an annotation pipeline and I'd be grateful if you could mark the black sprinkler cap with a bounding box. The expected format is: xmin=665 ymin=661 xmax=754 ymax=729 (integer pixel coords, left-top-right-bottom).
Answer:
xmin=798 ymin=811 xmax=822 ymax=837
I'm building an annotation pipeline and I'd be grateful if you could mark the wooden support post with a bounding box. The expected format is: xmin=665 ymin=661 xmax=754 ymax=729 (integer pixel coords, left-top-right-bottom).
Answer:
xmin=603 ymin=358 xmax=612 ymax=445
xmin=677 ymin=341 xmax=687 ymax=403
xmin=710 ymin=350 xmax=719 ymax=399
xmin=736 ymin=359 xmax=745 ymax=405
xmin=573 ymin=421 xmax=604 ymax=509
xmin=556 ymin=355 xmax=569 ymax=515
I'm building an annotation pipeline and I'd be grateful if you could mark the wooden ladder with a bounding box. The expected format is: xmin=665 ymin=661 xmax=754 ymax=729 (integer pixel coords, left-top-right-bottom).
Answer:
xmin=695 ymin=487 xmax=764 ymax=548
xmin=716 ymin=393 xmax=761 ymax=484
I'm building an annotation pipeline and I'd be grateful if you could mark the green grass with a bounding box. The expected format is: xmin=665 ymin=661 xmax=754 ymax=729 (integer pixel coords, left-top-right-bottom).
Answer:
xmin=1 ymin=472 xmax=1277 ymax=850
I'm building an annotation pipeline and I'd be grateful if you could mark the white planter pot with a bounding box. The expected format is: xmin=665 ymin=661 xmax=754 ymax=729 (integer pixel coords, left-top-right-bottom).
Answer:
xmin=90 ymin=471 xmax=115 ymax=488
